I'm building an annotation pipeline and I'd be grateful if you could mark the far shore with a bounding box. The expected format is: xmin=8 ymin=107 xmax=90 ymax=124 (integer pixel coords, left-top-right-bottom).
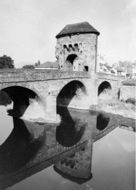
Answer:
xmin=90 ymin=98 xmax=136 ymax=120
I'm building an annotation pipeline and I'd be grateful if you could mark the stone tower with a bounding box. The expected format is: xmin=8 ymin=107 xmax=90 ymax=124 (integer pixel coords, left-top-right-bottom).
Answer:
xmin=55 ymin=22 xmax=100 ymax=74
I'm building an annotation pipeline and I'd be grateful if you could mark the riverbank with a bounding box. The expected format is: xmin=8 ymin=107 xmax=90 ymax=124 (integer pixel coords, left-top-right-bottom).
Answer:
xmin=90 ymin=96 xmax=136 ymax=120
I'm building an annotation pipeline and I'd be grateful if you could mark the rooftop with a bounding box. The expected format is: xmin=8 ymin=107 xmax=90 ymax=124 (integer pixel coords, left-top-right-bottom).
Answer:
xmin=56 ymin=21 xmax=100 ymax=38
xmin=35 ymin=61 xmax=59 ymax=69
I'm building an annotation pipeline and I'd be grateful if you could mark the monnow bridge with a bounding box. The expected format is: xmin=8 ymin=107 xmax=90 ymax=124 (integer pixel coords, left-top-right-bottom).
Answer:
xmin=0 ymin=22 xmax=122 ymax=122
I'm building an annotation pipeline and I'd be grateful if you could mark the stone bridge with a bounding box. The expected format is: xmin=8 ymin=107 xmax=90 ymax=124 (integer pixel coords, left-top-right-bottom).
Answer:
xmin=0 ymin=69 xmax=122 ymax=122
xmin=0 ymin=22 xmax=125 ymax=122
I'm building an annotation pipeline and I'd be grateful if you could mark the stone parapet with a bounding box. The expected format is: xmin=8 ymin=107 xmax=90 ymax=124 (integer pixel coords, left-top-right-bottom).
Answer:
xmin=0 ymin=69 xmax=89 ymax=83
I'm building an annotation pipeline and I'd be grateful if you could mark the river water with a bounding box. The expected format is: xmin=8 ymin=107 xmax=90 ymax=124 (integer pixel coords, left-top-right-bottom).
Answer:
xmin=0 ymin=97 xmax=135 ymax=190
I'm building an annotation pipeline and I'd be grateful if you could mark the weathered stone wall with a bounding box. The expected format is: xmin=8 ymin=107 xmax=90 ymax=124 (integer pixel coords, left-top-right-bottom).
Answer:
xmin=97 ymin=72 xmax=125 ymax=81
xmin=55 ymin=33 xmax=97 ymax=74
xmin=120 ymin=84 xmax=136 ymax=101
xmin=0 ymin=69 xmax=89 ymax=83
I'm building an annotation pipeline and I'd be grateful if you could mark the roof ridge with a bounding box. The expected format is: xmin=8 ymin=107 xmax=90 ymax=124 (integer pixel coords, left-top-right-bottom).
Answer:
xmin=56 ymin=21 xmax=100 ymax=38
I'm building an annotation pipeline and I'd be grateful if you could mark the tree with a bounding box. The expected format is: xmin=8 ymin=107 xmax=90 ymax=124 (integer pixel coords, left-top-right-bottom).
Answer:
xmin=22 ymin=64 xmax=35 ymax=69
xmin=0 ymin=55 xmax=14 ymax=69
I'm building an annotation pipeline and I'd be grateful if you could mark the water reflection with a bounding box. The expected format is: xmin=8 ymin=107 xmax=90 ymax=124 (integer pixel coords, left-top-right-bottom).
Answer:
xmin=56 ymin=107 xmax=86 ymax=147
xmin=0 ymin=106 xmax=92 ymax=189
xmin=0 ymin=93 xmax=135 ymax=190
xmin=96 ymin=113 xmax=110 ymax=131
xmin=0 ymin=117 xmax=45 ymax=174
xmin=54 ymin=140 xmax=93 ymax=184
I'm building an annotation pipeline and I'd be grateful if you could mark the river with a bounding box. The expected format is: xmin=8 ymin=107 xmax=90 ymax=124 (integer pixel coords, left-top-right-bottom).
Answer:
xmin=0 ymin=95 xmax=135 ymax=190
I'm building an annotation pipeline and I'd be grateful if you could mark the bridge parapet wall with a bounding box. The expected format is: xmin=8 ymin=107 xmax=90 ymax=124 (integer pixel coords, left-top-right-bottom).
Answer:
xmin=0 ymin=69 xmax=89 ymax=83
xmin=120 ymin=80 xmax=136 ymax=101
xmin=97 ymin=72 xmax=125 ymax=81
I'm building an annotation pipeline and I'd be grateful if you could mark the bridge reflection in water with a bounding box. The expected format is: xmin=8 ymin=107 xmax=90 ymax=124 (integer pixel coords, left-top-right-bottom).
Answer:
xmin=0 ymin=104 xmax=135 ymax=189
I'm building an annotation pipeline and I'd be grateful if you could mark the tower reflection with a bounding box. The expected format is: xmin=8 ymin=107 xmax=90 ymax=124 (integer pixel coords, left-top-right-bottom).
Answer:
xmin=54 ymin=107 xmax=94 ymax=184
xmin=56 ymin=107 xmax=86 ymax=147
xmin=54 ymin=140 xmax=93 ymax=184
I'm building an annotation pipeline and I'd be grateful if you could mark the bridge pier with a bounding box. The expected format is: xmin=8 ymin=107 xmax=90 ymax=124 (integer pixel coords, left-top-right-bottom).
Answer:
xmin=42 ymin=94 xmax=60 ymax=123
xmin=85 ymin=78 xmax=97 ymax=107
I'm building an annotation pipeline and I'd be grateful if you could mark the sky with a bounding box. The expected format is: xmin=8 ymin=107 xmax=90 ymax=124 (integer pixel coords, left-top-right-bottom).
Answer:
xmin=0 ymin=0 xmax=135 ymax=67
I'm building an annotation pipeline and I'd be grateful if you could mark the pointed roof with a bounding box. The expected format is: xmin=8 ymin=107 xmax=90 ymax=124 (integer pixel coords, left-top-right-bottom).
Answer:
xmin=56 ymin=22 xmax=100 ymax=38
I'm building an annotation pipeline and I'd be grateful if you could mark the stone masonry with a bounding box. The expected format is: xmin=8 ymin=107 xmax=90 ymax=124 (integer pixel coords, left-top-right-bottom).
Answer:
xmin=55 ymin=33 xmax=98 ymax=75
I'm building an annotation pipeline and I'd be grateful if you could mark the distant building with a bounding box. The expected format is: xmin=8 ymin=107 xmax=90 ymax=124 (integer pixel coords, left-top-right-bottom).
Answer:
xmin=116 ymin=61 xmax=136 ymax=78
xmin=110 ymin=68 xmax=117 ymax=75
xmin=35 ymin=61 xmax=59 ymax=69
xmin=97 ymin=55 xmax=118 ymax=75
xmin=99 ymin=65 xmax=110 ymax=73
xmin=98 ymin=62 xmax=117 ymax=75
xmin=116 ymin=66 xmax=126 ymax=76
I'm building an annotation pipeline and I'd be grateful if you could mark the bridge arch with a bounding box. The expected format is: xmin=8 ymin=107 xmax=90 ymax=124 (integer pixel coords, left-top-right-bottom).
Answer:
xmin=57 ymin=80 xmax=86 ymax=108
xmin=0 ymin=86 xmax=39 ymax=117
xmin=98 ymin=81 xmax=112 ymax=96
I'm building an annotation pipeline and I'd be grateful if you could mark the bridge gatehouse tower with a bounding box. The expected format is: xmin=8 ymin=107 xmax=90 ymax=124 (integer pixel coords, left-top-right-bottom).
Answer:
xmin=55 ymin=22 xmax=100 ymax=75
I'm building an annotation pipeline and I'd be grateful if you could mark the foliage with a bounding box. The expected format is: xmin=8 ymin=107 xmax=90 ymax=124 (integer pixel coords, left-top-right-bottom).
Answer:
xmin=0 ymin=55 xmax=14 ymax=69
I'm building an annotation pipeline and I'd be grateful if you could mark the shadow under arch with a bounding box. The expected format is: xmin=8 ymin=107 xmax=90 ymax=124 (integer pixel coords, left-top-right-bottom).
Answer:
xmin=1 ymin=86 xmax=39 ymax=117
xmin=56 ymin=107 xmax=86 ymax=147
xmin=57 ymin=80 xmax=86 ymax=108
xmin=98 ymin=81 xmax=111 ymax=96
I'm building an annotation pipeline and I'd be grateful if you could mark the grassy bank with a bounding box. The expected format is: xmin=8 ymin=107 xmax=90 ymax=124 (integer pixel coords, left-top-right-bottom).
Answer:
xmin=90 ymin=92 xmax=136 ymax=120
